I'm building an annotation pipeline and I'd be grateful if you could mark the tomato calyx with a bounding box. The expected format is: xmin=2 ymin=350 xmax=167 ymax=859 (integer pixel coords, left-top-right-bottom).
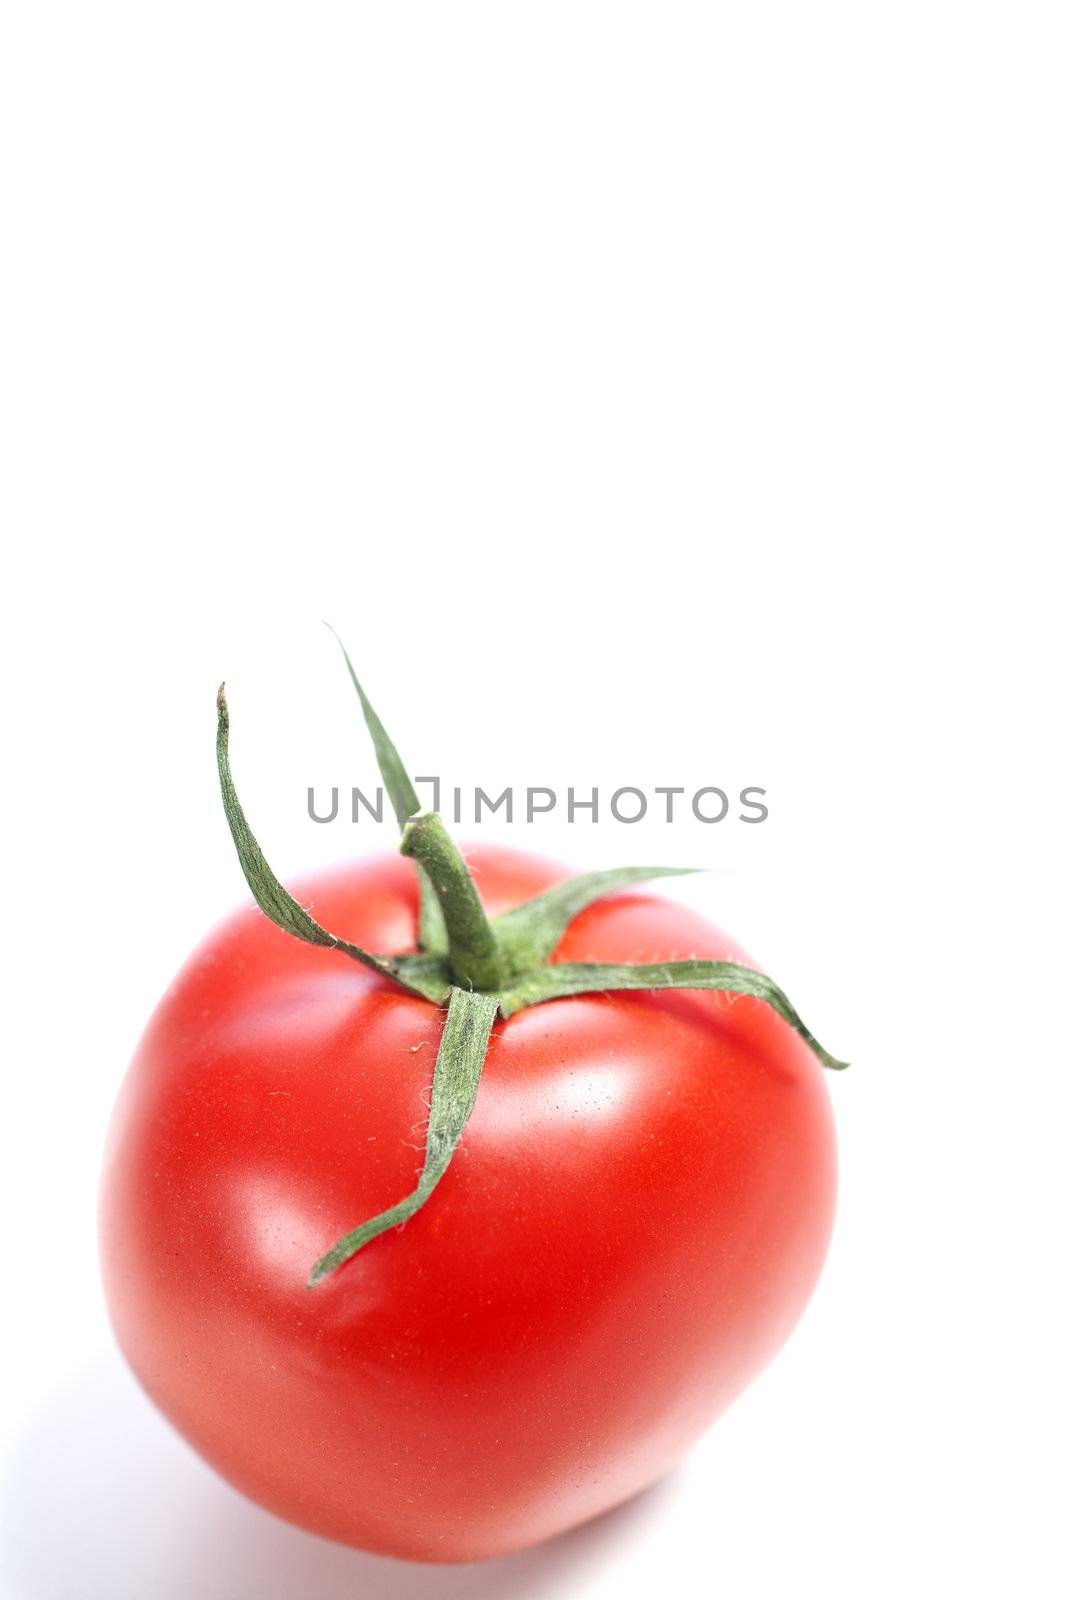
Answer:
xmin=216 ymin=634 xmax=848 ymax=1288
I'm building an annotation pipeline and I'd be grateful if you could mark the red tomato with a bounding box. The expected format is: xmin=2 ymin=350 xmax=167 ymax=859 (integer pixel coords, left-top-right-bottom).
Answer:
xmin=100 ymin=844 xmax=835 ymax=1563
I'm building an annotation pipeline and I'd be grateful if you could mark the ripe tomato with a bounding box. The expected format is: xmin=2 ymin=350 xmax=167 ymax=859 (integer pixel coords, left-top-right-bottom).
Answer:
xmin=100 ymin=843 xmax=835 ymax=1562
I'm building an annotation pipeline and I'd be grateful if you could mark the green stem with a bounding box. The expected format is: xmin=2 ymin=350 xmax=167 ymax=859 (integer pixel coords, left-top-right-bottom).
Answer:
xmin=400 ymin=812 xmax=508 ymax=991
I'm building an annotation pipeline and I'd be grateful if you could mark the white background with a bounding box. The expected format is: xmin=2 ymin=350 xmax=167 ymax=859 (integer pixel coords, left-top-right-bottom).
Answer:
xmin=1 ymin=5 xmax=1064 ymax=1597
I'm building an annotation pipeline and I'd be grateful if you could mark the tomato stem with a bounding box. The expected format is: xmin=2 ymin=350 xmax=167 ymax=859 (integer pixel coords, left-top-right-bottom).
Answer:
xmin=401 ymin=811 xmax=510 ymax=991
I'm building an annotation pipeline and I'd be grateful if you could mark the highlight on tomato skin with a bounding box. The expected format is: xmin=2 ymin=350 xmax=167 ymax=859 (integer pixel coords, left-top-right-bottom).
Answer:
xmin=99 ymin=647 xmax=845 ymax=1564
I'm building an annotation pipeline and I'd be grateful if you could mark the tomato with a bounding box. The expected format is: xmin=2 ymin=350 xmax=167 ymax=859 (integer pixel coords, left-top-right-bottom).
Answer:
xmin=100 ymin=843 xmax=836 ymax=1563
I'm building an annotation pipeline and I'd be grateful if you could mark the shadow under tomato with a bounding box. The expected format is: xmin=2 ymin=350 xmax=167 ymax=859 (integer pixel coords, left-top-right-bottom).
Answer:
xmin=1 ymin=1352 xmax=683 ymax=1600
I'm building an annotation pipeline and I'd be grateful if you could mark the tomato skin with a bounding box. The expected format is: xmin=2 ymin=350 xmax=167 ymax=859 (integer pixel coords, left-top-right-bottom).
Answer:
xmin=100 ymin=845 xmax=836 ymax=1563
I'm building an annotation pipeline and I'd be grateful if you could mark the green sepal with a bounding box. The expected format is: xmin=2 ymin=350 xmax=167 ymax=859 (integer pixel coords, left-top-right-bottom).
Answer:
xmin=497 ymin=958 xmax=847 ymax=1071
xmin=325 ymin=625 xmax=448 ymax=957
xmin=307 ymin=987 xmax=498 ymax=1286
xmin=216 ymin=685 xmax=444 ymax=1005
xmin=493 ymin=866 xmax=700 ymax=969
xmin=389 ymin=952 xmax=451 ymax=1004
